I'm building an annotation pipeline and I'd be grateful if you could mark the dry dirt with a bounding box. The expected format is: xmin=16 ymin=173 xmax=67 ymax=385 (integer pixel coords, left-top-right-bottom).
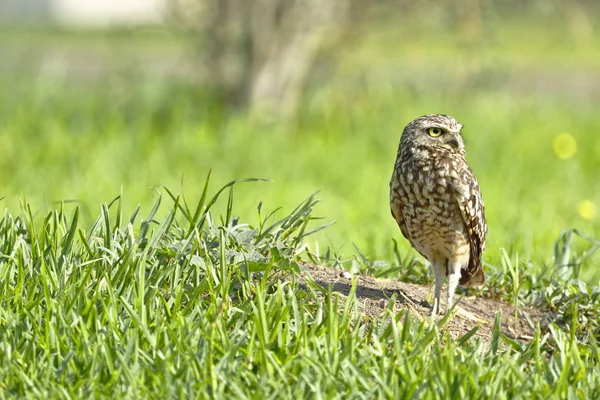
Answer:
xmin=298 ymin=263 xmax=552 ymax=347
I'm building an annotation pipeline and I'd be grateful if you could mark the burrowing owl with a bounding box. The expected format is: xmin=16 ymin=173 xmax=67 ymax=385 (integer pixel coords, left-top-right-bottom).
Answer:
xmin=389 ymin=114 xmax=487 ymax=315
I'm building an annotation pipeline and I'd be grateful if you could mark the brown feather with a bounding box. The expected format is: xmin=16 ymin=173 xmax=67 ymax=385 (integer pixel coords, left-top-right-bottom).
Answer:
xmin=452 ymin=166 xmax=487 ymax=285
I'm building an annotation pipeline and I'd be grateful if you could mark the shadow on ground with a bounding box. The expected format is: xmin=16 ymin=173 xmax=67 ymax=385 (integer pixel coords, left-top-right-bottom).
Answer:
xmin=299 ymin=263 xmax=552 ymax=347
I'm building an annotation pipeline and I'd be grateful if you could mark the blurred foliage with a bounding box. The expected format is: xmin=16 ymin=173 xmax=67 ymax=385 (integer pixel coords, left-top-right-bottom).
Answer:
xmin=164 ymin=0 xmax=600 ymax=113
xmin=0 ymin=3 xmax=599 ymax=282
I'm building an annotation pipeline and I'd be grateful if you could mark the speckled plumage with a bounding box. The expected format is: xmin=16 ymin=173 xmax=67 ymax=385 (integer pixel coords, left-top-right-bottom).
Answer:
xmin=390 ymin=114 xmax=487 ymax=315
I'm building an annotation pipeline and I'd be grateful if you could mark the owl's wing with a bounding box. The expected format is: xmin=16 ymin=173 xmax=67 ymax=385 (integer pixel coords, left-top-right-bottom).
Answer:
xmin=390 ymin=196 xmax=410 ymax=241
xmin=389 ymin=176 xmax=410 ymax=242
xmin=451 ymin=165 xmax=487 ymax=286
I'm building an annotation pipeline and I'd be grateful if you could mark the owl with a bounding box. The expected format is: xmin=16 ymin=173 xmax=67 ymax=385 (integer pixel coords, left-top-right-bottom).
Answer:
xmin=389 ymin=114 xmax=487 ymax=315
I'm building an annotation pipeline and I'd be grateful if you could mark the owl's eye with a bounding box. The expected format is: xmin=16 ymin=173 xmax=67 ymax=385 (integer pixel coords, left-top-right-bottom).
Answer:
xmin=428 ymin=127 xmax=443 ymax=137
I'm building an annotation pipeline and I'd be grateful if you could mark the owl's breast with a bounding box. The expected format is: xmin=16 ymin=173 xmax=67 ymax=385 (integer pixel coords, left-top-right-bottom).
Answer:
xmin=392 ymin=158 xmax=470 ymax=265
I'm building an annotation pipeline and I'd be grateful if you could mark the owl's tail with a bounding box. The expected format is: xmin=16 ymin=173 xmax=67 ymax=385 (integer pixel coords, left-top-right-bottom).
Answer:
xmin=459 ymin=266 xmax=485 ymax=287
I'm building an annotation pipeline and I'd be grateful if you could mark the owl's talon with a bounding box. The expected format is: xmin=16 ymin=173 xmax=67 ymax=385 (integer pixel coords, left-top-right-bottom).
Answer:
xmin=420 ymin=300 xmax=432 ymax=309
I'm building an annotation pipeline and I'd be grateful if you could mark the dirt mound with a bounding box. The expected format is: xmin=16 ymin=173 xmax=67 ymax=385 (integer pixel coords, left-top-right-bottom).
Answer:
xmin=300 ymin=263 xmax=551 ymax=347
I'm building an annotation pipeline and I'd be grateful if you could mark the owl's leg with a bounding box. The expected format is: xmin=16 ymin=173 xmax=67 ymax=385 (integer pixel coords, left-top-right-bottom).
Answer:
xmin=431 ymin=263 xmax=444 ymax=316
xmin=446 ymin=262 xmax=461 ymax=313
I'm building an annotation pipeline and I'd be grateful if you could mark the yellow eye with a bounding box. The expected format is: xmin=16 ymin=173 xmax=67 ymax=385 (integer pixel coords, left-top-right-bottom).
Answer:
xmin=428 ymin=127 xmax=443 ymax=137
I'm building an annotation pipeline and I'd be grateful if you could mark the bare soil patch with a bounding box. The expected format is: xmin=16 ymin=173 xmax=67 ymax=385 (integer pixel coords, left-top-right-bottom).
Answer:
xmin=299 ymin=263 xmax=552 ymax=347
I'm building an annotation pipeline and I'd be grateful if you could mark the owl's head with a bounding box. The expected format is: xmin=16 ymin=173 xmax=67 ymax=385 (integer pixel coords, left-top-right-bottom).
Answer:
xmin=400 ymin=114 xmax=465 ymax=154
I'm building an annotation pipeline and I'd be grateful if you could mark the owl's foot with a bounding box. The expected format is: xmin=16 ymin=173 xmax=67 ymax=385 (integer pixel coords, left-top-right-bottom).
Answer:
xmin=425 ymin=298 xmax=446 ymax=316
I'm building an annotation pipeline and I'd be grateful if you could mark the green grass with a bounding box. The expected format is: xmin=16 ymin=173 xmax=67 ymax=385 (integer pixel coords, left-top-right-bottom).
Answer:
xmin=0 ymin=179 xmax=598 ymax=397
xmin=0 ymin=11 xmax=600 ymax=396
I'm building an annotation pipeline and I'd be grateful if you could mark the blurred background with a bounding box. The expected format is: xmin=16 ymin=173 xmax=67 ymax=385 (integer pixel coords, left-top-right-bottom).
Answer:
xmin=0 ymin=0 xmax=599 ymax=281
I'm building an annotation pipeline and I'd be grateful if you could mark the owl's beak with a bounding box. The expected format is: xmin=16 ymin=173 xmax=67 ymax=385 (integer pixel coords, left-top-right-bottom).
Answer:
xmin=446 ymin=134 xmax=460 ymax=149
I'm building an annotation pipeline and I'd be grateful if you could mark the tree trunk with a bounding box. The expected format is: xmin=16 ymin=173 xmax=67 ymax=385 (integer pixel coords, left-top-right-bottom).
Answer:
xmin=168 ymin=0 xmax=347 ymax=118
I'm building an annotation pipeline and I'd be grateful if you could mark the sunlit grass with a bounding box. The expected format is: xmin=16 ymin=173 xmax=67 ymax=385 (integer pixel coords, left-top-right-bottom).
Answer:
xmin=0 ymin=179 xmax=598 ymax=397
